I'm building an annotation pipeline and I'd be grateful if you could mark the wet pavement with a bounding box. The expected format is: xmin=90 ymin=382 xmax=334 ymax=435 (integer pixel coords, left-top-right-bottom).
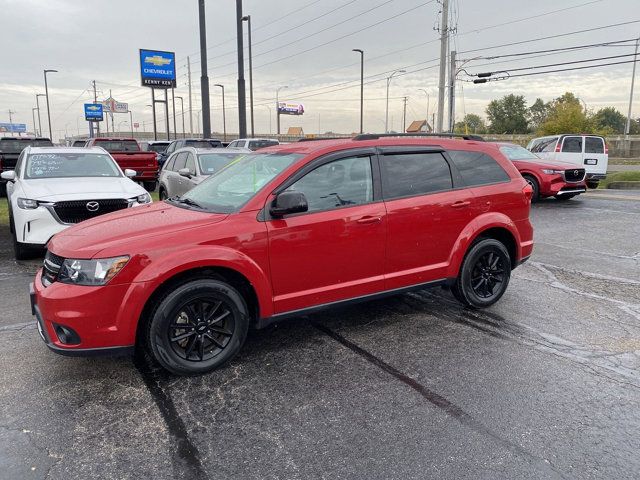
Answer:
xmin=1 ymin=195 xmax=639 ymax=479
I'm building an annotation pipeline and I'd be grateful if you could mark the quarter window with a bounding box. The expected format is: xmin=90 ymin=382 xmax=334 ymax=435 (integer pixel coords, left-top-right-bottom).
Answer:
xmin=173 ymin=152 xmax=188 ymax=171
xmin=585 ymin=137 xmax=604 ymax=154
xmin=287 ymin=156 xmax=373 ymax=213
xmin=381 ymin=152 xmax=452 ymax=199
xmin=448 ymin=150 xmax=510 ymax=186
xmin=165 ymin=154 xmax=178 ymax=171
xmin=562 ymin=137 xmax=583 ymax=153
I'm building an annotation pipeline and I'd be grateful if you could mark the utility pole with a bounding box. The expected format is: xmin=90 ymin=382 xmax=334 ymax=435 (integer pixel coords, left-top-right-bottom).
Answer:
xmin=353 ymin=49 xmax=364 ymax=134
xmin=35 ymin=94 xmax=45 ymax=137
xmin=187 ymin=56 xmax=194 ymax=136
xmin=625 ymin=36 xmax=639 ymax=137
xmin=436 ymin=0 xmax=449 ymax=133
xmin=92 ymin=80 xmax=100 ymax=137
xmin=449 ymin=50 xmax=456 ymax=132
xmin=32 ymin=108 xmax=38 ymax=136
xmin=176 ymin=96 xmax=186 ymax=138
xmin=276 ymin=85 xmax=287 ymax=135
xmin=402 ymin=97 xmax=408 ymax=133
xmin=214 ymin=84 xmax=227 ymax=141
xmin=198 ymin=0 xmax=212 ymax=138
xmin=236 ymin=0 xmax=247 ymax=138
xmin=8 ymin=109 xmax=14 ymax=125
xmin=129 ymin=110 xmax=134 ymax=138
xmin=242 ymin=15 xmax=255 ymax=137
xmin=171 ymin=88 xmax=177 ymax=140
xmin=44 ymin=69 xmax=58 ymax=140
xmin=385 ymin=70 xmax=405 ymax=133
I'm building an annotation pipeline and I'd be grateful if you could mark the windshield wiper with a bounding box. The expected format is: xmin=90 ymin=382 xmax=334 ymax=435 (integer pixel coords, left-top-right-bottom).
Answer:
xmin=170 ymin=196 xmax=205 ymax=209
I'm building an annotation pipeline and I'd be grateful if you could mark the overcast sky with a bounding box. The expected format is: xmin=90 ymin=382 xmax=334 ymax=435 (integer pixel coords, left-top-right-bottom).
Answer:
xmin=0 ymin=0 xmax=638 ymax=139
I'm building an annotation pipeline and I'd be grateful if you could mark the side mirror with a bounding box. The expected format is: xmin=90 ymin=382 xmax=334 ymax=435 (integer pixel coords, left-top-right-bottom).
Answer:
xmin=1 ymin=170 xmax=16 ymax=182
xmin=124 ymin=169 xmax=137 ymax=178
xmin=178 ymin=168 xmax=192 ymax=178
xmin=270 ymin=191 xmax=308 ymax=218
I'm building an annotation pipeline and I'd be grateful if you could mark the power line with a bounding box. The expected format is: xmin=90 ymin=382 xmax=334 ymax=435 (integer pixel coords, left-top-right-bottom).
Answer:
xmin=476 ymin=38 xmax=639 ymax=61
xmin=507 ymin=59 xmax=640 ymax=78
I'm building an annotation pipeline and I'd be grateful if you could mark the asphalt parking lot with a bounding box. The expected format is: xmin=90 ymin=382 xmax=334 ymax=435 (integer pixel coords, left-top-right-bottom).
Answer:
xmin=1 ymin=192 xmax=639 ymax=480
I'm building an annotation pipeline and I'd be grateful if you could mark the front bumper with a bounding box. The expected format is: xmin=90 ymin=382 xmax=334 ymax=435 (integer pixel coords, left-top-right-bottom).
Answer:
xmin=30 ymin=271 xmax=143 ymax=356
xmin=15 ymin=206 xmax=68 ymax=245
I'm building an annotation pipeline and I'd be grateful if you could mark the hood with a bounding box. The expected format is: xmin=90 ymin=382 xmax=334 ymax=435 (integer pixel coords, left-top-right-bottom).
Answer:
xmin=48 ymin=201 xmax=228 ymax=258
xmin=513 ymin=159 xmax=585 ymax=170
xmin=23 ymin=177 xmax=145 ymax=201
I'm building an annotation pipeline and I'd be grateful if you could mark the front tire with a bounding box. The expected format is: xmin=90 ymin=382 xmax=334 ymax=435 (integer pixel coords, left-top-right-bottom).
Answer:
xmin=452 ymin=238 xmax=511 ymax=309
xmin=158 ymin=188 xmax=168 ymax=201
xmin=146 ymin=279 xmax=249 ymax=375
xmin=523 ymin=175 xmax=540 ymax=202
xmin=10 ymin=215 xmax=30 ymax=261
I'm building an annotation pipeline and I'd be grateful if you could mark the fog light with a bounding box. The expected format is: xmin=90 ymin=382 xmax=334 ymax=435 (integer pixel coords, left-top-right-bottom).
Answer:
xmin=54 ymin=324 xmax=81 ymax=345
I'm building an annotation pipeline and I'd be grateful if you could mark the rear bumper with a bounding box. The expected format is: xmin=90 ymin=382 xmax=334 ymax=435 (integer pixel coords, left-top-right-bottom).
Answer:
xmin=586 ymin=173 xmax=606 ymax=181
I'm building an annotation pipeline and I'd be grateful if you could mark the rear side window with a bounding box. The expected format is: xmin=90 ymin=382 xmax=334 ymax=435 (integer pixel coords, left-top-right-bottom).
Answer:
xmin=585 ymin=137 xmax=604 ymax=154
xmin=381 ymin=152 xmax=452 ymax=199
xmin=165 ymin=154 xmax=178 ymax=171
xmin=185 ymin=153 xmax=196 ymax=174
xmin=448 ymin=150 xmax=510 ymax=187
xmin=173 ymin=152 xmax=188 ymax=171
xmin=561 ymin=137 xmax=582 ymax=153
xmin=529 ymin=137 xmax=557 ymax=153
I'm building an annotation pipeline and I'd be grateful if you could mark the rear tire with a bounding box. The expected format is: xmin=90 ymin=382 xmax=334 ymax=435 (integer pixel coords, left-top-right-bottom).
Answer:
xmin=523 ymin=175 xmax=540 ymax=202
xmin=452 ymin=238 xmax=511 ymax=309
xmin=158 ymin=188 xmax=168 ymax=201
xmin=145 ymin=278 xmax=249 ymax=375
xmin=143 ymin=181 xmax=157 ymax=192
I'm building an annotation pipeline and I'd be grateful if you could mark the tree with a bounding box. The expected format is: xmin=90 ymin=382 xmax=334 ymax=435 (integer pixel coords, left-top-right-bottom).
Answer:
xmin=592 ymin=107 xmax=626 ymax=134
xmin=528 ymin=98 xmax=551 ymax=131
xmin=538 ymin=92 xmax=593 ymax=135
xmin=454 ymin=113 xmax=487 ymax=134
xmin=486 ymin=94 xmax=529 ymax=133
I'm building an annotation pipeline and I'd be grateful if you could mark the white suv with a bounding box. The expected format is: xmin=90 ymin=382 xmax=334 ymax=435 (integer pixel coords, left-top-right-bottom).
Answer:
xmin=527 ymin=134 xmax=608 ymax=188
xmin=227 ymin=138 xmax=279 ymax=150
xmin=1 ymin=146 xmax=151 ymax=259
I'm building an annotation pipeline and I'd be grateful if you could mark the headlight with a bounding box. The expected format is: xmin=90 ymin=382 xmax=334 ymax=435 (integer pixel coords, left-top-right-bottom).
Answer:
xmin=542 ymin=169 xmax=564 ymax=175
xmin=58 ymin=256 xmax=129 ymax=286
xmin=131 ymin=193 xmax=151 ymax=204
xmin=17 ymin=198 xmax=39 ymax=209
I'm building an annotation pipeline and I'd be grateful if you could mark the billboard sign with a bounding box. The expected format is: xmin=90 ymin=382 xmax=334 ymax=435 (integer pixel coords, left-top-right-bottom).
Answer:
xmin=84 ymin=103 xmax=104 ymax=122
xmin=139 ymin=49 xmax=177 ymax=88
xmin=0 ymin=123 xmax=27 ymax=133
xmin=278 ymin=102 xmax=304 ymax=116
xmin=102 ymin=98 xmax=128 ymax=114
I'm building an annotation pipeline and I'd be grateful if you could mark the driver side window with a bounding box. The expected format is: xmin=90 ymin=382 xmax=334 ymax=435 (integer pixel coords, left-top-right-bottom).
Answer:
xmin=287 ymin=156 xmax=373 ymax=213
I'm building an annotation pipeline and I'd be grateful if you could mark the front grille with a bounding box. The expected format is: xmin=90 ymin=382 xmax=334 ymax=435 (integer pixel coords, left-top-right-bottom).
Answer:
xmin=42 ymin=250 xmax=65 ymax=286
xmin=564 ymin=168 xmax=586 ymax=182
xmin=53 ymin=198 xmax=129 ymax=224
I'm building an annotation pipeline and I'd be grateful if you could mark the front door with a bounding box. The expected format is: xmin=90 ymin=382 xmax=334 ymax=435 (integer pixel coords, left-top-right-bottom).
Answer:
xmin=267 ymin=153 xmax=386 ymax=314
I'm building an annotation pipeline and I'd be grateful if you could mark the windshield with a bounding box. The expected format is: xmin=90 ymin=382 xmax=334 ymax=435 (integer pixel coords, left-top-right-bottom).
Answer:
xmin=147 ymin=143 xmax=169 ymax=153
xmin=0 ymin=138 xmax=53 ymax=153
xmin=94 ymin=140 xmax=140 ymax=152
xmin=186 ymin=140 xmax=222 ymax=148
xmin=25 ymin=152 xmax=121 ymax=179
xmin=248 ymin=140 xmax=278 ymax=151
xmin=178 ymin=152 xmax=302 ymax=213
xmin=499 ymin=145 xmax=540 ymax=162
xmin=198 ymin=152 xmax=247 ymax=175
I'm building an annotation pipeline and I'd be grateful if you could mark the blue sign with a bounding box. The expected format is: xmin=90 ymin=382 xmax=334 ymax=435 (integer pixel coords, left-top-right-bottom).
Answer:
xmin=139 ymin=49 xmax=176 ymax=88
xmin=0 ymin=123 xmax=27 ymax=133
xmin=84 ymin=103 xmax=104 ymax=122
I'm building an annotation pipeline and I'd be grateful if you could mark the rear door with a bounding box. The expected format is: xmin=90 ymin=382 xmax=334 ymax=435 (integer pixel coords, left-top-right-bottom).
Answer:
xmin=381 ymin=147 xmax=475 ymax=290
xmin=583 ymin=136 xmax=608 ymax=176
xmin=169 ymin=152 xmax=188 ymax=196
xmin=267 ymin=150 xmax=386 ymax=313
xmin=557 ymin=136 xmax=583 ymax=167
xmin=180 ymin=152 xmax=199 ymax=195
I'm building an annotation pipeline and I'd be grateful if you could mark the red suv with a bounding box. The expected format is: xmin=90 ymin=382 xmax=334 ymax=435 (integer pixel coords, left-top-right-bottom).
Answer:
xmin=30 ymin=134 xmax=534 ymax=375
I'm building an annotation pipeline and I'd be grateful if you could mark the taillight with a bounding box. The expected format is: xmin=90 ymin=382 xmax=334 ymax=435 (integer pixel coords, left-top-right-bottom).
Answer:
xmin=523 ymin=183 xmax=533 ymax=202
xmin=555 ymin=141 xmax=562 ymax=153
xmin=604 ymin=141 xmax=608 ymax=155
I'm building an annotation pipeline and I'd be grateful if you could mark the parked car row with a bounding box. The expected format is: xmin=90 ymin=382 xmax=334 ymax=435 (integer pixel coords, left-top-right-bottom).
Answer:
xmin=0 ymin=136 xmax=54 ymax=196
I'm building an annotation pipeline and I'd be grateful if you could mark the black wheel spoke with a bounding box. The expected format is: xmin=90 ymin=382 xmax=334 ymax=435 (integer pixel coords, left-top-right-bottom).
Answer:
xmin=205 ymin=301 xmax=222 ymax=322
xmin=209 ymin=326 xmax=233 ymax=336
xmin=184 ymin=336 xmax=197 ymax=358
xmin=209 ymin=310 xmax=231 ymax=325
xmin=204 ymin=333 xmax=225 ymax=349
xmin=198 ymin=301 xmax=206 ymax=322
xmin=198 ymin=336 xmax=205 ymax=361
xmin=170 ymin=323 xmax=195 ymax=330
xmin=170 ymin=331 xmax=196 ymax=343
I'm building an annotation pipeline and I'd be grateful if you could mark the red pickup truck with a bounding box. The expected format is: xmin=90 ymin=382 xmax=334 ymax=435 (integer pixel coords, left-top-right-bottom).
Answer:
xmin=85 ymin=138 xmax=158 ymax=191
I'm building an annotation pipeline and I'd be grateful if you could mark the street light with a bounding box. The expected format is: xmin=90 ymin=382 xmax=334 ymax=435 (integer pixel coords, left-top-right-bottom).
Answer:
xmin=129 ymin=110 xmax=134 ymax=138
xmin=35 ymin=94 xmax=45 ymax=137
xmin=214 ymin=84 xmax=227 ymax=142
xmin=276 ymin=85 xmax=288 ymax=135
xmin=175 ymin=96 xmax=186 ymax=138
xmin=385 ymin=70 xmax=405 ymax=133
xmin=31 ymin=107 xmax=38 ymax=136
xmin=353 ymin=49 xmax=364 ymax=134
xmin=118 ymin=120 xmax=128 ymax=133
xmin=263 ymin=105 xmax=272 ymax=135
xmin=43 ymin=69 xmax=58 ymax=140
xmin=242 ymin=15 xmax=255 ymax=137
xmin=418 ymin=88 xmax=430 ymax=131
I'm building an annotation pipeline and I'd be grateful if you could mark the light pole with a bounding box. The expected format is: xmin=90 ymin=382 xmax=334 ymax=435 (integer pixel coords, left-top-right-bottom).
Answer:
xmin=118 ymin=120 xmax=128 ymax=133
xmin=35 ymin=94 xmax=45 ymax=137
xmin=418 ymin=88 xmax=430 ymax=131
xmin=31 ymin=107 xmax=38 ymax=136
xmin=236 ymin=0 xmax=247 ymax=138
xmin=214 ymin=84 xmax=227 ymax=141
xmin=276 ymin=85 xmax=288 ymax=135
xmin=385 ymin=70 xmax=405 ymax=133
xmin=263 ymin=105 xmax=272 ymax=135
xmin=198 ymin=0 xmax=211 ymax=138
xmin=242 ymin=15 xmax=255 ymax=137
xmin=353 ymin=49 xmax=364 ymax=134
xmin=129 ymin=110 xmax=134 ymax=138
xmin=43 ymin=69 xmax=58 ymax=140
xmin=175 ymin=96 xmax=186 ymax=138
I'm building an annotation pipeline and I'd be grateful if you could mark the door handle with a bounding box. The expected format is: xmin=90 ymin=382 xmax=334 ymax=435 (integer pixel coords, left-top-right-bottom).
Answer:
xmin=356 ymin=216 xmax=382 ymax=224
xmin=451 ymin=200 xmax=471 ymax=208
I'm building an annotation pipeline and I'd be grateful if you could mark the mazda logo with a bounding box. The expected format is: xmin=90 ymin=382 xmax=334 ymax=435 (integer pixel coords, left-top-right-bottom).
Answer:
xmin=86 ymin=201 xmax=100 ymax=212
xmin=574 ymin=170 xmax=579 ymax=176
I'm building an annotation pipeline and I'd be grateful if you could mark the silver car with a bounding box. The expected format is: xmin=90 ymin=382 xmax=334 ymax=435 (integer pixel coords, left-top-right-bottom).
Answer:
xmin=158 ymin=147 xmax=251 ymax=200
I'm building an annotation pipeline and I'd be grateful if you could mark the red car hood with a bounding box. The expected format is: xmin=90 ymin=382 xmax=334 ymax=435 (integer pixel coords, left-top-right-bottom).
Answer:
xmin=513 ymin=159 xmax=584 ymax=171
xmin=48 ymin=201 xmax=228 ymax=258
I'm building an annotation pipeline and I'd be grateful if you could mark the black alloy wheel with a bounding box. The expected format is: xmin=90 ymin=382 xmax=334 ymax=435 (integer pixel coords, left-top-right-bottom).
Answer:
xmin=146 ymin=278 xmax=249 ymax=375
xmin=452 ymin=238 xmax=511 ymax=308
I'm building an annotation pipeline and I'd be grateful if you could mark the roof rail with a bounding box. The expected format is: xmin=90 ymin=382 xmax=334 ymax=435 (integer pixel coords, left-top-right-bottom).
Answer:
xmin=352 ymin=133 xmax=485 ymax=142
xmin=297 ymin=137 xmax=350 ymax=142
